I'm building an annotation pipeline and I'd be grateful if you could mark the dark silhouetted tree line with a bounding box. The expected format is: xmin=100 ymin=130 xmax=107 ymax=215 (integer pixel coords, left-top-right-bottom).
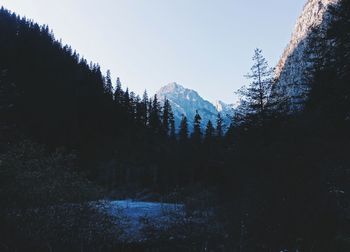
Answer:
xmin=0 ymin=7 xmax=235 ymax=191
xmin=219 ymin=1 xmax=350 ymax=251
xmin=0 ymin=7 xmax=183 ymax=187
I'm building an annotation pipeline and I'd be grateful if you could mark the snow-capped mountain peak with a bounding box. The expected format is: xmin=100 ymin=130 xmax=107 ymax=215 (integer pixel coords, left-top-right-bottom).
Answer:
xmin=156 ymin=83 xmax=234 ymax=131
xmin=157 ymin=82 xmax=185 ymax=95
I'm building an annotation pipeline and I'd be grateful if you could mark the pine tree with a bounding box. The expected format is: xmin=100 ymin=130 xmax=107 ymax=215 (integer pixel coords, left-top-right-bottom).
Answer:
xmin=135 ymin=95 xmax=143 ymax=125
xmin=236 ymin=49 xmax=274 ymax=127
xmin=114 ymin=77 xmax=123 ymax=105
xmin=148 ymin=97 xmax=153 ymax=128
xmin=179 ymin=114 xmax=189 ymax=143
xmin=204 ymin=120 xmax=214 ymax=143
xmin=216 ymin=113 xmax=223 ymax=138
xmin=123 ymin=88 xmax=130 ymax=107
xmin=192 ymin=110 xmax=202 ymax=143
xmin=129 ymin=91 xmax=137 ymax=118
xmin=141 ymin=90 xmax=149 ymax=126
xmin=104 ymin=70 xmax=113 ymax=97
xmin=169 ymin=109 xmax=176 ymax=139
xmin=162 ymin=99 xmax=171 ymax=135
xmin=149 ymin=94 xmax=162 ymax=133
xmin=224 ymin=123 xmax=235 ymax=146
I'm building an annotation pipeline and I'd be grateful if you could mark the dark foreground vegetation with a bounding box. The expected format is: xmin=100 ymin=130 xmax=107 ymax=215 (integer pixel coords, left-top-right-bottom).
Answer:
xmin=0 ymin=1 xmax=350 ymax=251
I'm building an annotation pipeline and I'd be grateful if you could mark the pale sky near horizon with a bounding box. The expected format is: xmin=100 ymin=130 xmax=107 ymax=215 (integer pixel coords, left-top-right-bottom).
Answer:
xmin=1 ymin=0 xmax=306 ymax=104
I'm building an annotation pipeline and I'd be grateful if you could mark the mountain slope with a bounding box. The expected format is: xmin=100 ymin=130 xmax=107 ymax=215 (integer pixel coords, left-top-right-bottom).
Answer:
xmin=156 ymin=83 xmax=234 ymax=131
xmin=215 ymin=100 xmax=237 ymax=119
xmin=274 ymin=0 xmax=340 ymax=109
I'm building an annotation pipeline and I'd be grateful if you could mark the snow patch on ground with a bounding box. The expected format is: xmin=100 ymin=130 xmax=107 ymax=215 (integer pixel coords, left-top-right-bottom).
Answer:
xmin=107 ymin=200 xmax=183 ymax=218
xmin=101 ymin=200 xmax=184 ymax=241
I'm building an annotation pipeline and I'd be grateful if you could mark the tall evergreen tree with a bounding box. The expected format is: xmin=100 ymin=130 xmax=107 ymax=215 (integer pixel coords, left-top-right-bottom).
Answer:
xmin=135 ymin=95 xmax=143 ymax=125
xmin=216 ymin=113 xmax=223 ymax=138
xmin=129 ymin=91 xmax=137 ymax=118
xmin=148 ymin=97 xmax=153 ymax=128
xmin=149 ymin=94 xmax=162 ymax=133
xmin=122 ymin=88 xmax=131 ymax=117
xmin=236 ymin=49 xmax=274 ymax=127
xmin=162 ymin=99 xmax=171 ymax=135
xmin=140 ymin=90 xmax=149 ymax=126
xmin=104 ymin=70 xmax=113 ymax=97
xmin=192 ymin=110 xmax=202 ymax=143
xmin=204 ymin=120 xmax=214 ymax=143
xmin=114 ymin=77 xmax=123 ymax=105
xmin=179 ymin=114 xmax=189 ymax=143
xmin=169 ymin=109 xmax=176 ymax=139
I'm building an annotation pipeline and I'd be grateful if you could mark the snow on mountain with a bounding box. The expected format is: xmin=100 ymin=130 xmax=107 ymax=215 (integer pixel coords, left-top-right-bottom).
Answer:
xmin=274 ymin=0 xmax=339 ymax=109
xmin=215 ymin=100 xmax=236 ymax=116
xmin=156 ymin=82 xmax=234 ymax=131
xmin=215 ymin=100 xmax=236 ymax=126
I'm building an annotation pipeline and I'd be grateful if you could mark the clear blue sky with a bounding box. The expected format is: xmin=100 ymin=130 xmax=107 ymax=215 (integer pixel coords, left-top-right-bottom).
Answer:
xmin=2 ymin=0 xmax=306 ymax=104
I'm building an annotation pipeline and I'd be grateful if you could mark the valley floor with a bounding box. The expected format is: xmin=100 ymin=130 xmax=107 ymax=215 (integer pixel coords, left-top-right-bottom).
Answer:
xmin=102 ymin=200 xmax=184 ymax=241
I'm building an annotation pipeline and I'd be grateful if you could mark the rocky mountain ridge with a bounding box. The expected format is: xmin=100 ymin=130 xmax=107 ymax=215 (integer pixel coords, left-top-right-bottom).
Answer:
xmin=156 ymin=83 xmax=234 ymax=131
xmin=274 ymin=0 xmax=339 ymax=109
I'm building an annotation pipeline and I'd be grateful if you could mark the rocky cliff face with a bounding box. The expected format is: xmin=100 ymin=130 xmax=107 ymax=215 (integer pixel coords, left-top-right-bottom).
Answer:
xmin=274 ymin=0 xmax=339 ymax=109
xmin=214 ymin=100 xmax=236 ymax=123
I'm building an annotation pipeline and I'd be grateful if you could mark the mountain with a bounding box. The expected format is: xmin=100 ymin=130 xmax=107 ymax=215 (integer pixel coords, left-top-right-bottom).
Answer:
xmin=215 ymin=100 xmax=237 ymax=117
xmin=214 ymin=100 xmax=237 ymax=126
xmin=274 ymin=0 xmax=340 ymax=109
xmin=156 ymin=83 xmax=234 ymax=131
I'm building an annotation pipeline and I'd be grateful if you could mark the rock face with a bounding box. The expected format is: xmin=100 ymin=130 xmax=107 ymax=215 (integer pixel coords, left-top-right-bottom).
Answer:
xmin=214 ymin=100 xmax=237 ymax=124
xmin=156 ymin=83 xmax=234 ymax=131
xmin=274 ymin=0 xmax=339 ymax=109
